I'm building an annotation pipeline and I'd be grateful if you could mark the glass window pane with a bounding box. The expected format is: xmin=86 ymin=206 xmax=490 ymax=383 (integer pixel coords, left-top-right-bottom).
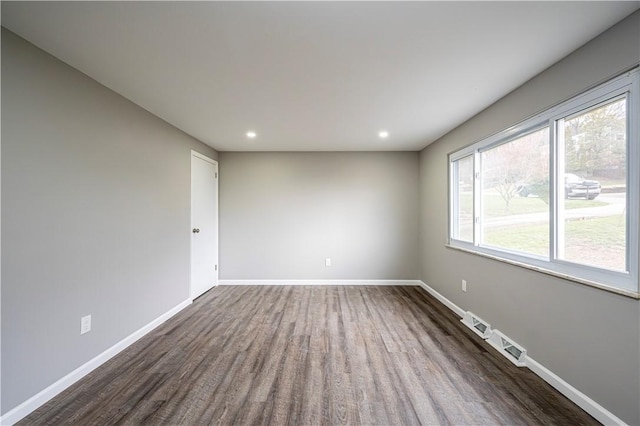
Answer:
xmin=558 ymin=98 xmax=627 ymax=272
xmin=481 ymin=127 xmax=550 ymax=256
xmin=453 ymin=156 xmax=474 ymax=242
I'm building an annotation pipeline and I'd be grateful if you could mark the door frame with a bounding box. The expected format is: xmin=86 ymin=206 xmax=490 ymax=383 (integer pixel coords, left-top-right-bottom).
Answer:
xmin=190 ymin=150 xmax=219 ymax=300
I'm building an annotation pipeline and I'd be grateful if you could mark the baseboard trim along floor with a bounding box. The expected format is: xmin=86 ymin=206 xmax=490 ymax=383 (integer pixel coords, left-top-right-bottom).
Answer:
xmin=417 ymin=280 xmax=626 ymax=426
xmin=2 ymin=281 xmax=419 ymax=424
xmin=0 ymin=299 xmax=192 ymax=426
xmin=12 ymin=285 xmax=599 ymax=425
xmin=218 ymin=279 xmax=422 ymax=286
xmin=3 ymin=281 xmax=624 ymax=425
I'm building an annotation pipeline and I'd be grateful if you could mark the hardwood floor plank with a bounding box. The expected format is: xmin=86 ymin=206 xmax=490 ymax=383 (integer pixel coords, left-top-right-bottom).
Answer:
xmin=20 ymin=285 xmax=599 ymax=426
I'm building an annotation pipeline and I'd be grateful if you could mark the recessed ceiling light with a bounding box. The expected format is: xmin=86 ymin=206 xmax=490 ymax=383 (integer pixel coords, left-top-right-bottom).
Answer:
xmin=378 ymin=130 xmax=389 ymax=139
xmin=246 ymin=131 xmax=257 ymax=139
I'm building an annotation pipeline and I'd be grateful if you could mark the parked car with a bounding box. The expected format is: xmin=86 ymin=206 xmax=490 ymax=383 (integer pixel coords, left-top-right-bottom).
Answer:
xmin=564 ymin=173 xmax=601 ymax=200
xmin=517 ymin=174 xmax=601 ymax=200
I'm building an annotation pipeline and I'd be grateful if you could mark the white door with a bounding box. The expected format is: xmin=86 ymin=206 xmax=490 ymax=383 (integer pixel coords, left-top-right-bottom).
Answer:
xmin=191 ymin=151 xmax=218 ymax=299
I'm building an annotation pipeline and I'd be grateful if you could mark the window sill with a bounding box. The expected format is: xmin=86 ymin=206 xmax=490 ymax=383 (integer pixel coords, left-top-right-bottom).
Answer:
xmin=445 ymin=244 xmax=640 ymax=300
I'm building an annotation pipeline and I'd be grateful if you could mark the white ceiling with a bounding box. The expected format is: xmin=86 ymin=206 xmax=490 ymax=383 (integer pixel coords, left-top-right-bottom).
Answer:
xmin=2 ymin=2 xmax=639 ymax=152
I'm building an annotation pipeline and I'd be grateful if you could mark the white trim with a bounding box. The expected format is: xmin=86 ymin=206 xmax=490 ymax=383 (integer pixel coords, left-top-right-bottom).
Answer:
xmin=525 ymin=357 xmax=627 ymax=426
xmin=0 ymin=299 xmax=192 ymax=426
xmin=445 ymin=244 xmax=640 ymax=300
xmin=190 ymin=149 xmax=217 ymax=165
xmin=418 ymin=280 xmax=627 ymax=426
xmin=190 ymin=150 xmax=219 ymax=300
xmin=218 ymin=279 xmax=421 ymax=286
xmin=448 ymin=69 xmax=640 ymax=294
xmin=417 ymin=280 xmax=465 ymax=318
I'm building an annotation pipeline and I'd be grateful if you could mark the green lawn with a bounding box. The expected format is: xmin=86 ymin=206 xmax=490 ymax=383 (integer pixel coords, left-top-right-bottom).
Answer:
xmin=484 ymin=215 xmax=626 ymax=269
xmin=564 ymin=214 xmax=626 ymax=248
xmin=457 ymin=187 xmax=624 ymax=270
xmin=483 ymin=222 xmax=549 ymax=256
xmin=459 ymin=192 xmax=606 ymax=218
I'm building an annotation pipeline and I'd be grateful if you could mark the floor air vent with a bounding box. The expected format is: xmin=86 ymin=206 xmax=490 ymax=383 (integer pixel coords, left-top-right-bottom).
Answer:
xmin=487 ymin=330 xmax=527 ymax=367
xmin=461 ymin=311 xmax=492 ymax=339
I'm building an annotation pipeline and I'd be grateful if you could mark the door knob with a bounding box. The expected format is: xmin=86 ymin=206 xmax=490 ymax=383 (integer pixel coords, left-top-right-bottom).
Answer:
xmin=192 ymin=228 xmax=200 ymax=233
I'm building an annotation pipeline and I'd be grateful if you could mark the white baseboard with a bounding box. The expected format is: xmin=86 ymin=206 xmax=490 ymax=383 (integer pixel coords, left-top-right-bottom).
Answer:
xmin=417 ymin=280 xmax=465 ymax=317
xmin=418 ymin=280 xmax=626 ymax=426
xmin=525 ymin=357 xmax=626 ymax=425
xmin=219 ymin=279 xmax=422 ymax=286
xmin=0 ymin=299 xmax=192 ymax=426
xmin=4 ymin=282 xmax=625 ymax=426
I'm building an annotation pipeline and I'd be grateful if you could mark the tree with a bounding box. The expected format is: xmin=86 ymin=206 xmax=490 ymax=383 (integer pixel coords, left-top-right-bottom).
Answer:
xmin=482 ymin=128 xmax=548 ymax=213
xmin=564 ymin=98 xmax=626 ymax=178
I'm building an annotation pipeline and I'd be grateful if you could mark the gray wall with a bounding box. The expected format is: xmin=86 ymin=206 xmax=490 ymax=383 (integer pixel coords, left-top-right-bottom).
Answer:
xmin=419 ymin=11 xmax=640 ymax=425
xmin=219 ymin=152 xmax=419 ymax=280
xmin=3 ymin=8 xmax=639 ymax=424
xmin=1 ymin=29 xmax=217 ymax=414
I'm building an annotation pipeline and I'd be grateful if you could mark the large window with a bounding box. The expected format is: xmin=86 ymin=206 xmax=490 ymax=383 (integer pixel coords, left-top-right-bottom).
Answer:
xmin=449 ymin=70 xmax=639 ymax=294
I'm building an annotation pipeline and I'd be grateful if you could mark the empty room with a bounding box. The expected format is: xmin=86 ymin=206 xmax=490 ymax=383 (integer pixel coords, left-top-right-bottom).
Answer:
xmin=2 ymin=2 xmax=640 ymax=425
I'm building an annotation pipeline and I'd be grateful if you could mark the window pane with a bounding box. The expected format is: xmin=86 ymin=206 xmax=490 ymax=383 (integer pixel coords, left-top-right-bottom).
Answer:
xmin=452 ymin=156 xmax=474 ymax=242
xmin=558 ymin=98 xmax=627 ymax=271
xmin=481 ymin=127 xmax=549 ymax=256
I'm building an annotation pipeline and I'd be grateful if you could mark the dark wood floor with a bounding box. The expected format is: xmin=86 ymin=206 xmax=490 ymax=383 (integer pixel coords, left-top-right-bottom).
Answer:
xmin=22 ymin=286 xmax=597 ymax=425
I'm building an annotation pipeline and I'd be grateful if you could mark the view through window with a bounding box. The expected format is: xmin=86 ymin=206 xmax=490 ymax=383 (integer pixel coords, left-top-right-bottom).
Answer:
xmin=481 ymin=127 xmax=549 ymax=257
xmin=448 ymin=70 xmax=638 ymax=293
xmin=558 ymin=98 xmax=627 ymax=272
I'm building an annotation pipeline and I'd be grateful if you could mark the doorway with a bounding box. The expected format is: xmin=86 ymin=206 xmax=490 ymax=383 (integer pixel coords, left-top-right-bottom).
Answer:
xmin=190 ymin=151 xmax=218 ymax=299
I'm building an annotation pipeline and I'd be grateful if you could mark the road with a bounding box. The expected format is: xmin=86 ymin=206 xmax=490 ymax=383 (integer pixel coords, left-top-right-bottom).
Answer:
xmin=483 ymin=193 xmax=625 ymax=228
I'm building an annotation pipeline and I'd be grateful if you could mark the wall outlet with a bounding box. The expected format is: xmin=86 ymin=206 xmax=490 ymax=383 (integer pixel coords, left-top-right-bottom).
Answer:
xmin=81 ymin=315 xmax=92 ymax=335
xmin=461 ymin=280 xmax=467 ymax=292
xmin=325 ymin=258 xmax=331 ymax=267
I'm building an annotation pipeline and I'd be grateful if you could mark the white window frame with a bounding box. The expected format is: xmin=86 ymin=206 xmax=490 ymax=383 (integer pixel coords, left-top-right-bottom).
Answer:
xmin=448 ymin=69 xmax=640 ymax=295
xmin=450 ymin=154 xmax=474 ymax=242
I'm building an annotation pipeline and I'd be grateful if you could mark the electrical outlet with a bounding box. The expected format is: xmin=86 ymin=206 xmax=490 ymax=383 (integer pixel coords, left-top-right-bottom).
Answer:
xmin=461 ymin=280 xmax=467 ymax=292
xmin=81 ymin=315 xmax=92 ymax=335
xmin=325 ymin=258 xmax=331 ymax=267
